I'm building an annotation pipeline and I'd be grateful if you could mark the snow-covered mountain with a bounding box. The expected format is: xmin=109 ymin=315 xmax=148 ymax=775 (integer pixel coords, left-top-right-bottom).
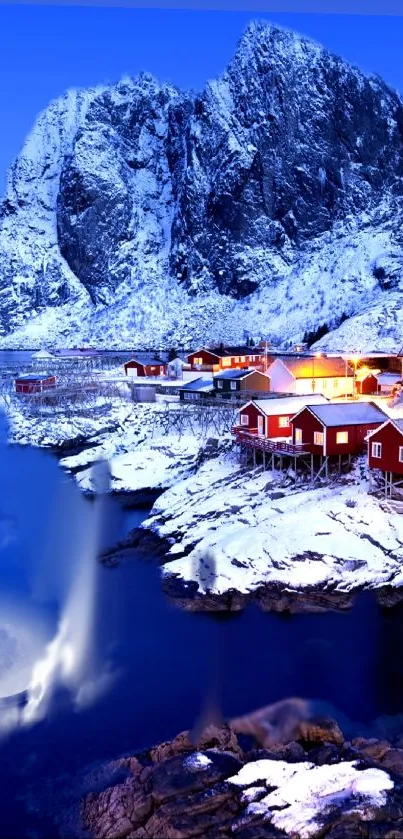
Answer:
xmin=1 ymin=21 xmax=403 ymax=349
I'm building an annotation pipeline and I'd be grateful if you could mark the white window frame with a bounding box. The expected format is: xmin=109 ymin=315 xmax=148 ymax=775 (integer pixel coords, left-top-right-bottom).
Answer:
xmin=222 ymin=358 xmax=231 ymax=367
xmin=314 ymin=431 xmax=324 ymax=446
xmin=217 ymin=380 xmax=223 ymax=389
xmin=234 ymin=356 xmax=239 ymax=363
xmin=240 ymin=356 xmax=246 ymax=362
xmin=336 ymin=431 xmax=349 ymax=444
xmin=333 ymin=379 xmax=339 ymax=388
xmin=372 ymin=442 xmax=382 ymax=458
xmin=279 ymin=416 xmax=290 ymax=428
xmin=240 ymin=414 xmax=249 ymax=426
xmin=230 ymin=381 xmax=237 ymax=390
xmin=399 ymin=446 xmax=403 ymax=463
xmin=294 ymin=428 xmax=303 ymax=444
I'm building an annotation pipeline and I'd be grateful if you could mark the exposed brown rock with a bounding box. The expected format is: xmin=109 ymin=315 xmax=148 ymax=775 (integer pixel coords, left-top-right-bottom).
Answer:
xmin=351 ymin=738 xmax=392 ymax=762
xmin=381 ymin=749 xmax=403 ymax=776
xmin=298 ymin=716 xmax=344 ymax=747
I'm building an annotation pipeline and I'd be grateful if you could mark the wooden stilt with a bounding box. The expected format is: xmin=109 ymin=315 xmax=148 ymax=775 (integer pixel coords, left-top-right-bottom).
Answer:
xmin=311 ymin=454 xmax=314 ymax=483
xmin=325 ymin=458 xmax=328 ymax=479
xmin=338 ymin=455 xmax=341 ymax=473
xmin=263 ymin=450 xmax=266 ymax=471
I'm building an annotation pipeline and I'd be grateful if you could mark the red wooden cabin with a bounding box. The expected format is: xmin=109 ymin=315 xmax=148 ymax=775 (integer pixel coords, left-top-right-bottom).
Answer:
xmin=233 ymin=395 xmax=329 ymax=438
xmin=367 ymin=419 xmax=403 ymax=474
xmin=15 ymin=374 xmax=56 ymax=394
xmin=355 ymin=370 xmax=379 ymax=395
xmin=290 ymin=402 xmax=388 ymax=456
xmin=124 ymin=357 xmax=167 ymax=377
xmin=187 ymin=346 xmax=263 ymax=372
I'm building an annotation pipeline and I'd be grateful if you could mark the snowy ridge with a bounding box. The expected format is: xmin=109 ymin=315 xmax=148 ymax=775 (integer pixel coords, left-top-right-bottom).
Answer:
xmin=1 ymin=21 xmax=403 ymax=348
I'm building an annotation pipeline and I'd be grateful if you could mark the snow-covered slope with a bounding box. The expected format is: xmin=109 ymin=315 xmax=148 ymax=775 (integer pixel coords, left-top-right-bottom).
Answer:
xmin=1 ymin=21 xmax=403 ymax=348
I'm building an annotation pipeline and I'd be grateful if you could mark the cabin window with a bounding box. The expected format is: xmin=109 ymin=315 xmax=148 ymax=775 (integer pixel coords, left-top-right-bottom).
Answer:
xmin=399 ymin=447 xmax=403 ymax=463
xmin=230 ymin=381 xmax=237 ymax=390
xmin=241 ymin=414 xmax=249 ymax=426
xmin=322 ymin=380 xmax=327 ymax=389
xmin=333 ymin=379 xmax=339 ymax=388
xmin=279 ymin=416 xmax=290 ymax=428
xmin=234 ymin=357 xmax=239 ymax=363
xmin=193 ymin=357 xmax=202 ymax=365
xmin=336 ymin=431 xmax=349 ymax=444
xmin=217 ymin=380 xmax=223 ymax=389
xmin=314 ymin=431 xmax=324 ymax=446
xmin=222 ymin=358 xmax=231 ymax=367
xmin=240 ymin=356 xmax=246 ymax=362
xmin=372 ymin=442 xmax=382 ymax=458
xmin=294 ymin=428 xmax=303 ymax=444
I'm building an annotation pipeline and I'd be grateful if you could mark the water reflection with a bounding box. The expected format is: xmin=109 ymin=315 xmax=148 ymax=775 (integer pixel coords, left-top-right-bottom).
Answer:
xmin=0 ymin=408 xmax=403 ymax=835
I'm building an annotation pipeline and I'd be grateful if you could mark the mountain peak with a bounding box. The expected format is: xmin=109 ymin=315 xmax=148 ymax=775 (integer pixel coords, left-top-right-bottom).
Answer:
xmin=1 ymin=24 xmax=403 ymax=348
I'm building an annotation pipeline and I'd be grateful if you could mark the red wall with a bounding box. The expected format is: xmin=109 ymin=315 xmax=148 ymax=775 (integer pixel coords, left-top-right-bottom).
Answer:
xmin=238 ymin=403 xmax=266 ymax=434
xmin=325 ymin=423 xmax=380 ymax=456
xmin=291 ymin=408 xmax=383 ymax=455
xmin=124 ymin=361 xmax=165 ymax=377
xmin=237 ymin=406 xmax=301 ymax=438
xmin=15 ymin=376 xmax=56 ymax=393
xmin=291 ymin=408 xmax=325 ymax=454
xmin=187 ymin=350 xmax=221 ymax=368
xmin=357 ymin=374 xmax=378 ymax=395
xmin=368 ymin=423 xmax=403 ymax=473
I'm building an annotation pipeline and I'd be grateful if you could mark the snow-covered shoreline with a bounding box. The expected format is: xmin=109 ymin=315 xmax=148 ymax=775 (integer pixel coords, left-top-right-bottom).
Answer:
xmin=126 ymin=452 xmax=403 ymax=612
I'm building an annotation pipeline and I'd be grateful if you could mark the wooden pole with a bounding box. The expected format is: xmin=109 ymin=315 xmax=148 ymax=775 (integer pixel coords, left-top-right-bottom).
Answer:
xmin=311 ymin=454 xmax=314 ymax=483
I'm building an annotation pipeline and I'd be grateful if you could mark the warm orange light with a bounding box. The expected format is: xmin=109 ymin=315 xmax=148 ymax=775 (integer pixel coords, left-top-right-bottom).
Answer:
xmin=315 ymin=352 xmax=322 ymax=358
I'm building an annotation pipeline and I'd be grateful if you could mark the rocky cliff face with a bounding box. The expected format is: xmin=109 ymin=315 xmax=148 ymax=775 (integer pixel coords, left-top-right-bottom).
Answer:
xmin=1 ymin=21 xmax=403 ymax=348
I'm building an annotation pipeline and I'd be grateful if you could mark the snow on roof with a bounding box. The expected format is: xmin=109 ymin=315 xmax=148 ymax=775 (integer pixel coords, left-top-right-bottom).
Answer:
xmin=272 ymin=357 xmax=353 ymax=378
xmin=180 ymin=377 xmax=214 ymax=392
xmin=303 ymin=401 xmax=388 ymax=427
xmin=244 ymin=394 xmax=329 ymax=416
xmin=192 ymin=346 xmax=263 ymax=358
xmin=376 ymin=373 xmax=402 ymax=385
xmin=124 ymin=356 xmax=165 ymax=366
xmin=214 ymin=368 xmax=266 ymax=380
xmin=31 ymin=349 xmax=54 ymax=359
xmin=16 ymin=373 xmax=54 ymax=381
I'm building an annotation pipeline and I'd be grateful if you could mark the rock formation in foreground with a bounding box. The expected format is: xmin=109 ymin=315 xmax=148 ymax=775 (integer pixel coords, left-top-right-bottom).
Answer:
xmin=83 ymin=699 xmax=403 ymax=838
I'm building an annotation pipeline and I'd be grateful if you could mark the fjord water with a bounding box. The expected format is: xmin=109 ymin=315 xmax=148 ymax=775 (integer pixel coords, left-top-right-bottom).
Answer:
xmin=0 ymin=442 xmax=402 ymax=835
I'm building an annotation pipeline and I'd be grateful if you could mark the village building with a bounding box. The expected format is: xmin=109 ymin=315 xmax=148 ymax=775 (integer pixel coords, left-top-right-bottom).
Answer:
xmin=179 ymin=378 xmax=215 ymax=401
xmin=355 ymin=368 xmax=379 ymax=395
xmin=213 ymin=369 xmax=271 ymax=398
xmin=376 ymin=372 xmax=403 ymax=395
xmin=267 ymin=356 xmax=355 ymax=398
xmin=187 ymin=346 xmax=263 ymax=372
xmin=233 ymin=394 xmax=329 ymax=438
xmin=367 ymin=418 xmax=403 ymax=497
xmin=290 ymin=402 xmax=388 ymax=458
xmin=123 ymin=357 xmax=167 ymax=378
xmin=15 ymin=374 xmax=56 ymax=394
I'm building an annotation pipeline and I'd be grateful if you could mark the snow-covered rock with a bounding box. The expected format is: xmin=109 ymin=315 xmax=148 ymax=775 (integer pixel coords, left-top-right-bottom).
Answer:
xmin=1 ymin=22 xmax=403 ymax=349
xmin=141 ymin=453 xmax=403 ymax=608
xmin=228 ymin=758 xmax=394 ymax=838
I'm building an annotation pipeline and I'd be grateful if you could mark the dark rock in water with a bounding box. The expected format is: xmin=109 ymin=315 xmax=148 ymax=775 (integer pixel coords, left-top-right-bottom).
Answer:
xmin=82 ymin=711 xmax=403 ymax=839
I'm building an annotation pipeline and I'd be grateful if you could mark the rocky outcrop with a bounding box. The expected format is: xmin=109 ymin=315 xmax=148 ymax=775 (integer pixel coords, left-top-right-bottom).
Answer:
xmin=1 ymin=22 xmax=403 ymax=347
xmin=82 ymin=703 xmax=403 ymax=839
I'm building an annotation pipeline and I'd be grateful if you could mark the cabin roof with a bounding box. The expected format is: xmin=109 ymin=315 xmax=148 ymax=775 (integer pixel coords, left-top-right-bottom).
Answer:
xmin=271 ymin=357 xmax=353 ymax=378
xmin=299 ymin=401 xmax=388 ymax=427
xmin=16 ymin=373 xmax=54 ymax=381
xmin=214 ymin=368 xmax=267 ymax=381
xmin=241 ymin=394 xmax=329 ymax=415
xmin=124 ymin=356 xmax=165 ymax=366
xmin=180 ymin=377 xmax=214 ymax=392
xmin=192 ymin=346 xmax=262 ymax=358
xmin=376 ymin=373 xmax=403 ymax=385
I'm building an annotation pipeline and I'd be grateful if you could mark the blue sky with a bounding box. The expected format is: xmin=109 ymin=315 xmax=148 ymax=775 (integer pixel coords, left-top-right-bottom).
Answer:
xmin=0 ymin=6 xmax=403 ymax=190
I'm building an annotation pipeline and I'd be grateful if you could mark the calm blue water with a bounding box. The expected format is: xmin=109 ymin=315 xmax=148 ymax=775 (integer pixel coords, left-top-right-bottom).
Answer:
xmin=0 ymin=440 xmax=402 ymax=835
